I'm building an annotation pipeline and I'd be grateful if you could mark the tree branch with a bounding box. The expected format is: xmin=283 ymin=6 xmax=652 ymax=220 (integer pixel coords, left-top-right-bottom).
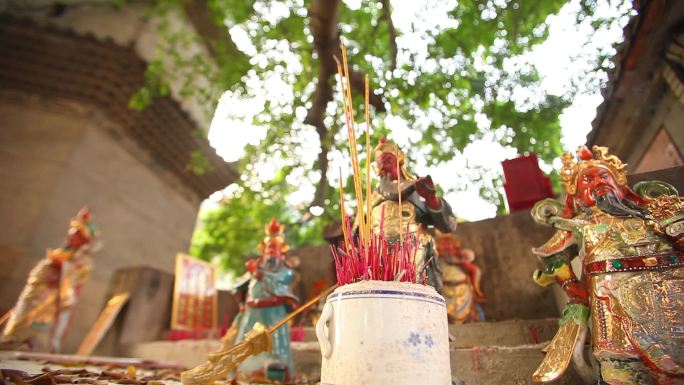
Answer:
xmin=380 ymin=0 xmax=397 ymax=71
xmin=304 ymin=0 xmax=386 ymax=212
xmin=348 ymin=69 xmax=385 ymax=111
xmin=309 ymin=120 xmax=335 ymax=211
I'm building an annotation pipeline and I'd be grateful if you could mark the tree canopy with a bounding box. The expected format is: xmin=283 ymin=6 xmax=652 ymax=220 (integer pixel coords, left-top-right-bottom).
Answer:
xmin=133 ymin=0 xmax=631 ymax=273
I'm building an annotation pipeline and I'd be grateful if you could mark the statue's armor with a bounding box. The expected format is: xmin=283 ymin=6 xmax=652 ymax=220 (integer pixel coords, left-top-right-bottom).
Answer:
xmin=3 ymin=248 xmax=92 ymax=350
xmin=575 ymin=209 xmax=684 ymax=374
xmin=581 ymin=210 xmax=670 ymax=265
xmin=371 ymin=197 xmax=433 ymax=270
xmin=371 ymin=197 xmax=420 ymax=238
xmin=367 ymin=189 xmax=456 ymax=292
xmin=441 ymin=262 xmax=475 ymax=321
xmin=234 ymin=259 xmax=298 ymax=381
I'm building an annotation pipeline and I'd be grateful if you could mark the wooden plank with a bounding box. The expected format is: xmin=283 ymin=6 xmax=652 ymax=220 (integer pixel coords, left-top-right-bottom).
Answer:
xmin=118 ymin=267 xmax=175 ymax=346
xmin=76 ymin=292 xmax=131 ymax=356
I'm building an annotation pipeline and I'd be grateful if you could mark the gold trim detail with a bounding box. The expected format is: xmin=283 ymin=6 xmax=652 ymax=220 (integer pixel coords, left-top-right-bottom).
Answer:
xmin=647 ymin=195 xmax=684 ymax=225
xmin=532 ymin=321 xmax=584 ymax=383
xmin=181 ymin=323 xmax=271 ymax=385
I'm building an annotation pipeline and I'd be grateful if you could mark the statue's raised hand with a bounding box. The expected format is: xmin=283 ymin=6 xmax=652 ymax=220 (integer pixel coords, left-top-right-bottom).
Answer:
xmin=415 ymin=175 xmax=440 ymax=209
xmin=245 ymin=259 xmax=264 ymax=279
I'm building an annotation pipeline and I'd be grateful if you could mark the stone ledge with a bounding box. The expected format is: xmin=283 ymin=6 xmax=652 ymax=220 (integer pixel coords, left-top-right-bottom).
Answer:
xmin=448 ymin=318 xmax=559 ymax=348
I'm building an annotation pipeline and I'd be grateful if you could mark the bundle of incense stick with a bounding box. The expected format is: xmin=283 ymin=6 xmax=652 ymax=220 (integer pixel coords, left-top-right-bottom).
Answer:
xmin=332 ymin=44 xmax=423 ymax=285
xmin=331 ymin=213 xmax=421 ymax=285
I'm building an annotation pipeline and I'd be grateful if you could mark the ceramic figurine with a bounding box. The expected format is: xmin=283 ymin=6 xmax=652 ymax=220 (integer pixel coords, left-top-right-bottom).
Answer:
xmin=360 ymin=138 xmax=458 ymax=292
xmin=434 ymin=230 xmax=485 ymax=323
xmin=1 ymin=208 xmax=97 ymax=353
xmin=230 ymin=219 xmax=299 ymax=383
xmin=321 ymin=142 xmax=452 ymax=385
xmin=531 ymin=145 xmax=683 ymax=384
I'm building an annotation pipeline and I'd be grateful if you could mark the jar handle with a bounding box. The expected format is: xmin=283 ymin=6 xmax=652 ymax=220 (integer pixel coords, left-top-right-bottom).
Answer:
xmin=316 ymin=302 xmax=333 ymax=358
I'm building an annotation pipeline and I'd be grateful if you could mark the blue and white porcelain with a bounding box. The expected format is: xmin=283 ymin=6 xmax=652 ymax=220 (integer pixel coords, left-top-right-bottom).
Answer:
xmin=316 ymin=280 xmax=451 ymax=385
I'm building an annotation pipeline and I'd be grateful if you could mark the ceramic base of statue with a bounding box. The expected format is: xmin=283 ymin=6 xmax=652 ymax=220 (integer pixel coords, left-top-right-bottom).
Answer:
xmin=316 ymin=280 xmax=451 ymax=385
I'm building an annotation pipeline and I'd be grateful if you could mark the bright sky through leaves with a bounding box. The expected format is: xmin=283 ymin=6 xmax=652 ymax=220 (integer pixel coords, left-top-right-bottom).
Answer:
xmin=207 ymin=0 xmax=630 ymax=220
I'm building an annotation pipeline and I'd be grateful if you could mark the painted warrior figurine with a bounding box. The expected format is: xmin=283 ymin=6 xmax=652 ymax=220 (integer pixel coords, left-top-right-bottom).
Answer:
xmin=531 ymin=145 xmax=683 ymax=385
xmin=434 ymin=230 xmax=485 ymax=323
xmin=230 ymin=219 xmax=299 ymax=382
xmin=360 ymin=138 xmax=457 ymax=292
xmin=1 ymin=208 xmax=96 ymax=353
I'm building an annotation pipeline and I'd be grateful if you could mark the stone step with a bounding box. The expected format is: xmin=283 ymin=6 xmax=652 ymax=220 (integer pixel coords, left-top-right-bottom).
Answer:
xmin=450 ymin=343 xmax=585 ymax=385
xmin=123 ymin=339 xmax=324 ymax=371
xmin=289 ymin=340 xmax=587 ymax=385
xmin=290 ymin=325 xmax=318 ymax=342
xmin=125 ymin=319 xmax=587 ymax=385
xmin=449 ymin=318 xmax=560 ymax=348
xmin=290 ymin=342 xmax=322 ymax=381
xmin=122 ymin=339 xmax=221 ymax=368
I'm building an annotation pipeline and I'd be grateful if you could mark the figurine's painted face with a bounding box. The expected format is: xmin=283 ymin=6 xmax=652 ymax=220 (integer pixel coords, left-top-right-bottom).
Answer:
xmin=575 ymin=166 xmax=624 ymax=207
xmin=262 ymin=240 xmax=284 ymax=260
xmin=377 ymin=152 xmax=399 ymax=180
xmin=66 ymin=228 xmax=89 ymax=248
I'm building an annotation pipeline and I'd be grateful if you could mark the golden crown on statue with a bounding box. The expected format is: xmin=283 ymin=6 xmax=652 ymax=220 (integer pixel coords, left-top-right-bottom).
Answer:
xmin=258 ymin=218 xmax=289 ymax=254
xmin=559 ymin=145 xmax=628 ymax=195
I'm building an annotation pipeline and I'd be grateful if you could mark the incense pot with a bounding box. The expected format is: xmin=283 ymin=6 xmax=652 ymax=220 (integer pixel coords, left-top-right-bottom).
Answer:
xmin=316 ymin=280 xmax=451 ymax=385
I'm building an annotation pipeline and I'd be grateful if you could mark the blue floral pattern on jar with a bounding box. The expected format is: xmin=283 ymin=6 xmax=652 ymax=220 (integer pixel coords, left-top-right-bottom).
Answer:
xmin=403 ymin=331 xmax=435 ymax=358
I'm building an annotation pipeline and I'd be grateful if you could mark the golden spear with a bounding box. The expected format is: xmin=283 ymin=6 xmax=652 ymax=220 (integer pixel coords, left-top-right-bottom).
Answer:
xmin=1 ymin=293 xmax=58 ymax=337
xmin=181 ymin=284 xmax=337 ymax=385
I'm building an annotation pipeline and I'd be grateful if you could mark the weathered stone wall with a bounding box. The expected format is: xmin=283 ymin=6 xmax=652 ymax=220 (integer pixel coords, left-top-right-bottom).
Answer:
xmin=292 ymin=245 xmax=335 ymax=301
xmin=456 ymin=211 xmax=560 ymax=321
xmin=0 ymin=98 xmax=200 ymax=353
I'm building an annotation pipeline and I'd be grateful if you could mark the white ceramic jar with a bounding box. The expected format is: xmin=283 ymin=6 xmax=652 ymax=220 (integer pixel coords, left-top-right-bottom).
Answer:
xmin=315 ymin=280 xmax=451 ymax=385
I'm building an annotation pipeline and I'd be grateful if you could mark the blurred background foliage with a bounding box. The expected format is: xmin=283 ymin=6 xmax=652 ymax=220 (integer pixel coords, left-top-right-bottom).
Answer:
xmin=127 ymin=0 xmax=631 ymax=274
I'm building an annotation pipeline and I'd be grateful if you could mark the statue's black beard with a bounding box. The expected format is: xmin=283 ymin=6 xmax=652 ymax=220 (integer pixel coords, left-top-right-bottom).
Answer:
xmin=593 ymin=191 xmax=651 ymax=220
xmin=378 ymin=175 xmax=415 ymax=200
xmin=262 ymin=255 xmax=283 ymax=271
